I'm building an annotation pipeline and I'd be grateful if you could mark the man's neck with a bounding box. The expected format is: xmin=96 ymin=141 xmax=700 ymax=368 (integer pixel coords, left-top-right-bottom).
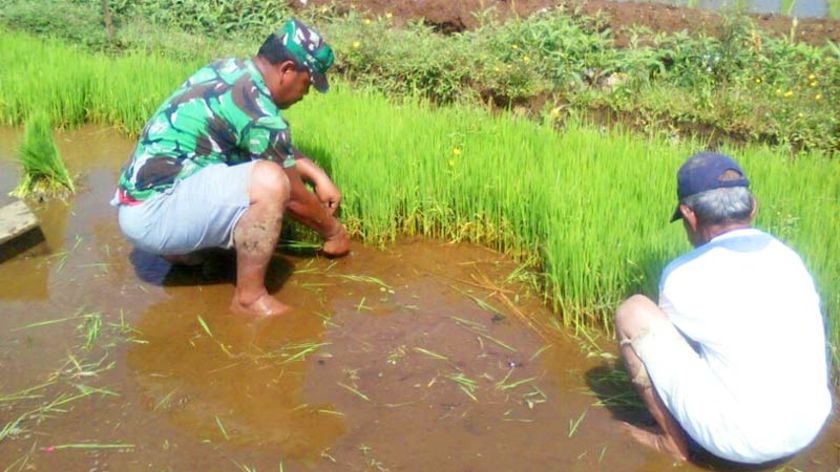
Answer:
xmin=700 ymin=222 xmax=752 ymax=245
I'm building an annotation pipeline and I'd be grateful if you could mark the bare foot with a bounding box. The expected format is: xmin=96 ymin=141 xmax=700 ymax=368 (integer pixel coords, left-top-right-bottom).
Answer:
xmin=620 ymin=422 xmax=689 ymax=462
xmin=230 ymin=292 xmax=291 ymax=318
xmin=162 ymin=253 xmax=204 ymax=266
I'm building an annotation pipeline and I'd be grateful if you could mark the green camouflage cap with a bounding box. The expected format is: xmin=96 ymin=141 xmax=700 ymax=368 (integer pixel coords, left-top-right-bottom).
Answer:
xmin=277 ymin=19 xmax=334 ymax=93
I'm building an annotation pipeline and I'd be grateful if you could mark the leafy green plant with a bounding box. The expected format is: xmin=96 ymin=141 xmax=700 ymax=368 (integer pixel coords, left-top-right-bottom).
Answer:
xmin=10 ymin=112 xmax=75 ymax=199
xmin=105 ymin=0 xmax=291 ymax=39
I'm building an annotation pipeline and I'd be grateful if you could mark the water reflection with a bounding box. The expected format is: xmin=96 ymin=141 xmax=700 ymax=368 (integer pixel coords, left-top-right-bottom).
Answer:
xmin=631 ymin=0 xmax=832 ymax=18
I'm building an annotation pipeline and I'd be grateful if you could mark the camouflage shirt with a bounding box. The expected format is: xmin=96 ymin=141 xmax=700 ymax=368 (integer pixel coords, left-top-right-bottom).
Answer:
xmin=116 ymin=58 xmax=295 ymax=204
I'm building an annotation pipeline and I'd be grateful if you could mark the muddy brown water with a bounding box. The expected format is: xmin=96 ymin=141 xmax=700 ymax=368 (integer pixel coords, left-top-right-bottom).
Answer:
xmin=0 ymin=126 xmax=837 ymax=471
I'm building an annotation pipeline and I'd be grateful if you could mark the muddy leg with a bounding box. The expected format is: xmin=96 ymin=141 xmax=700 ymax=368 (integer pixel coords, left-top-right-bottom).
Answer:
xmin=615 ymin=295 xmax=689 ymax=462
xmin=230 ymin=161 xmax=291 ymax=317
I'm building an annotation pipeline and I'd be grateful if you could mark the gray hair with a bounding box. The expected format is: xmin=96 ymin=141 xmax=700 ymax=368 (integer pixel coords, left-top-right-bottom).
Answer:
xmin=682 ymin=186 xmax=754 ymax=225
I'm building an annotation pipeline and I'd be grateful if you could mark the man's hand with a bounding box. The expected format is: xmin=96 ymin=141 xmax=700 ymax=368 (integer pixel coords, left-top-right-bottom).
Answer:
xmin=322 ymin=224 xmax=350 ymax=257
xmin=315 ymin=180 xmax=341 ymax=215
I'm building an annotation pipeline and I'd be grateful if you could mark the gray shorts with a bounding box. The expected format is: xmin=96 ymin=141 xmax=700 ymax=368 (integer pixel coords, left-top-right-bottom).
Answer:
xmin=116 ymin=162 xmax=255 ymax=255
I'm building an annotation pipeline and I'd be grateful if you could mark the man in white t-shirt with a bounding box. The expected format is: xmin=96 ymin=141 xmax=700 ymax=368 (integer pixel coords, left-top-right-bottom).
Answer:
xmin=614 ymin=152 xmax=831 ymax=464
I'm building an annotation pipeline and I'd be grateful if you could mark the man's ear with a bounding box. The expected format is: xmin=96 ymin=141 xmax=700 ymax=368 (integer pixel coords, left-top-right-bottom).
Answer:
xmin=749 ymin=196 xmax=758 ymax=220
xmin=680 ymin=204 xmax=698 ymax=231
xmin=274 ymin=61 xmax=297 ymax=82
xmin=276 ymin=60 xmax=298 ymax=77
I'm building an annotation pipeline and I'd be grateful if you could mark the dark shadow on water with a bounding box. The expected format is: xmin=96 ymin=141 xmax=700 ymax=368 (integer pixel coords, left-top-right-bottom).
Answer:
xmin=129 ymin=247 xmax=293 ymax=292
xmin=584 ymin=361 xmax=651 ymax=425
xmin=0 ymin=227 xmax=47 ymax=264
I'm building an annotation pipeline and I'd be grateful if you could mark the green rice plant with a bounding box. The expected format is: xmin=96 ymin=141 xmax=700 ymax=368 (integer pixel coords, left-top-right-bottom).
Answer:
xmin=10 ymin=112 xmax=75 ymax=199
xmin=0 ymin=31 xmax=201 ymax=133
xmin=287 ymin=84 xmax=840 ymax=352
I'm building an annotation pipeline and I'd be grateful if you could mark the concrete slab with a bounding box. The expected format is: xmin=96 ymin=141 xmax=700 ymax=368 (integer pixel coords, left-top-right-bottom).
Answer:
xmin=0 ymin=200 xmax=39 ymax=246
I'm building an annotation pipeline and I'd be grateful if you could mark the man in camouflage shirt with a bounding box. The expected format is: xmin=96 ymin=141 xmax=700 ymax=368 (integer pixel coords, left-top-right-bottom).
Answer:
xmin=114 ymin=19 xmax=349 ymax=317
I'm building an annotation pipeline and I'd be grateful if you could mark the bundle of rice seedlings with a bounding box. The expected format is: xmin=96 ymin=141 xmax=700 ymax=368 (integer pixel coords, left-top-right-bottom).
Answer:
xmin=10 ymin=113 xmax=75 ymax=200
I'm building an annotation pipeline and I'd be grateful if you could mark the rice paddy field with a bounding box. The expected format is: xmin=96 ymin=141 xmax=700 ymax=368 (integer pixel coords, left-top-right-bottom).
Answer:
xmin=0 ymin=31 xmax=838 ymax=471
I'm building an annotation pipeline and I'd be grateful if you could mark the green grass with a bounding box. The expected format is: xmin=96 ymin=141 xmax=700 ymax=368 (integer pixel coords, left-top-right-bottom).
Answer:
xmin=0 ymin=31 xmax=837 ymax=372
xmin=9 ymin=112 xmax=74 ymax=199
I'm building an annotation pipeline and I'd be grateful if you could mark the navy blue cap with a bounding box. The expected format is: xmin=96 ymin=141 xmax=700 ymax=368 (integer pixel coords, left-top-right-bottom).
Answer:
xmin=671 ymin=152 xmax=750 ymax=222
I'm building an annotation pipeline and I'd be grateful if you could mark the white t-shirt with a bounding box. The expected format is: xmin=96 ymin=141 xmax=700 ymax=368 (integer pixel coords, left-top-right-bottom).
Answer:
xmin=657 ymin=228 xmax=831 ymax=463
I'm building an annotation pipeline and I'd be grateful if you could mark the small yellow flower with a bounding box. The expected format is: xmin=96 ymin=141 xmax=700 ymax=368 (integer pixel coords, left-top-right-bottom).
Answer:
xmin=494 ymin=66 xmax=501 ymax=72
xmin=523 ymin=55 xmax=530 ymax=63
xmin=448 ymin=159 xmax=455 ymax=167
xmin=754 ymin=77 xmax=762 ymax=84
xmin=809 ymin=81 xmax=817 ymax=87
xmin=364 ymin=19 xmax=371 ymax=25
xmin=506 ymin=64 xmax=512 ymax=69
xmin=775 ymin=88 xmax=782 ymax=95
xmin=352 ymin=41 xmax=361 ymax=49
xmin=452 ymin=147 xmax=461 ymax=156
xmin=808 ymin=73 xmax=816 ymax=80
xmin=385 ymin=12 xmax=393 ymax=19
xmin=815 ymin=93 xmax=821 ymax=100
xmin=511 ymin=44 xmax=518 ymax=50
xmin=784 ymin=90 xmax=793 ymax=97
xmin=798 ymin=112 xmax=804 ymax=118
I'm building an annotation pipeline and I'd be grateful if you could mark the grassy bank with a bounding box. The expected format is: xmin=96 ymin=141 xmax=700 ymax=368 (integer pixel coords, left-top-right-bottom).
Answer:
xmin=0 ymin=0 xmax=837 ymax=154
xmin=1 ymin=31 xmax=838 ymax=367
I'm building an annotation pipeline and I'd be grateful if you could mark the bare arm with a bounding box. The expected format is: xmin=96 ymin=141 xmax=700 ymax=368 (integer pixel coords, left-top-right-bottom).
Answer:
xmin=292 ymin=147 xmax=341 ymax=215
xmin=281 ymin=164 xmax=349 ymax=256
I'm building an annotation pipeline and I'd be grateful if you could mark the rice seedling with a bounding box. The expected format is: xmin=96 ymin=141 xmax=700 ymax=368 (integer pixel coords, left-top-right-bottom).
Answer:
xmin=529 ymin=344 xmax=553 ymax=361
xmin=10 ymin=112 xmax=74 ymax=200
xmin=446 ymin=372 xmax=479 ymax=401
xmin=450 ymin=317 xmax=518 ymax=352
xmin=78 ymin=312 xmax=102 ymax=350
xmin=196 ymin=315 xmax=213 ymax=337
xmin=412 ymin=347 xmax=449 ymax=361
xmin=215 ymin=416 xmax=230 ymax=440
xmin=328 ymin=274 xmax=394 ymax=291
xmin=153 ymin=388 xmax=179 ymax=411
xmin=0 ymin=381 xmax=53 ymax=404
xmin=3 ymin=442 xmax=36 ymax=472
xmin=522 ymin=386 xmax=548 ymax=409
xmin=568 ymin=408 xmax=588 ymax=438
xmin=495 ymin=370 xmax=538 ymax=391
xmin=354 ymin=297 xmax=370 ymax=312
xmin=11 ymin=315 xmax=78 ymax=332
xmin=47 ymin=443 xmax=134 ymax=450
xmin=0 ymin=388 xmax=99 ymax=443
xmin=337 ymin=382 xmax=371 ymax=402
xmin=278 ymin=342 xmax=331 ymax=364
xmin=231 ymin=461 xmax=258 ymax=472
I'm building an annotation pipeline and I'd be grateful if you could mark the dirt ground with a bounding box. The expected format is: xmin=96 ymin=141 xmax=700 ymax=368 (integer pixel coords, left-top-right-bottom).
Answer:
xmin=295 ymin=0 xmax=840 ymax=46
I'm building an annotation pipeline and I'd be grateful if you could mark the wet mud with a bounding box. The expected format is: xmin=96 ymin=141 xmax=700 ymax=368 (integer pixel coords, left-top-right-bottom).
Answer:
xmin=0 ymin=126 xmax=838 ymax=471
